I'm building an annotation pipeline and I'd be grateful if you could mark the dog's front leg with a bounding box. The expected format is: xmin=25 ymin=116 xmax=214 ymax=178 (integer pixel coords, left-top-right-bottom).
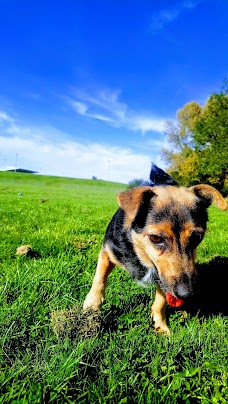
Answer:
xmin=83 ymin=248 xmax=115 ymax=311
xmin=151 ymin=286 xmax=170 ymax=335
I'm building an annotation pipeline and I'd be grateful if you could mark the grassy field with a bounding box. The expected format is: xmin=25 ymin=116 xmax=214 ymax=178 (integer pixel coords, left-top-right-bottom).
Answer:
xmin=0 ymin=172 xmax=228 ymax=403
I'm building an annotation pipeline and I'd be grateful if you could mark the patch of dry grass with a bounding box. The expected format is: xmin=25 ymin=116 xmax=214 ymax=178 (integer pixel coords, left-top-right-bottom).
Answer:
xmin=51 ymin=305 xmax=102 ymax=341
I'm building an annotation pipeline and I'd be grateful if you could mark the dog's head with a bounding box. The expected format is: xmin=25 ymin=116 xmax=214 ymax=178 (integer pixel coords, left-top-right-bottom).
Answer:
xmin=117 ymin=183 xmax=227 ymax=300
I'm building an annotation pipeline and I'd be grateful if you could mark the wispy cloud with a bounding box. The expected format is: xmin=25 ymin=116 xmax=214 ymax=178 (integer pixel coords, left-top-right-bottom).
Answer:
xmin=71 ymin=101 xmax=88 ymax=115
xmin=0 ymin=109 xmax=165 ymax=183
xmin=151 ymin=9 xmax=179 ymax=31
xmin=0 ymin=110 xmax=14 ymax=124
xmin=67 ymin=88 xmax=165 ymax=134
xmin=150 ymin=1 xmax=200 ymax=32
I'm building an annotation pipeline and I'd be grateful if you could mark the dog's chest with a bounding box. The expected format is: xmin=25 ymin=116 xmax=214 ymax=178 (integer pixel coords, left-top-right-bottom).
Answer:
xmin=106 ymin=239 xmax=158 ymax=285
xmin=136 ymin=267 xmax=159 ymax=286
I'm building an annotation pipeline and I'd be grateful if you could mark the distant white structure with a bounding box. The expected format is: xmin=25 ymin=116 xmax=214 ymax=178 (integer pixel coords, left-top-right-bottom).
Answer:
xmin=0 ymin=166 xmax=38 ymax=174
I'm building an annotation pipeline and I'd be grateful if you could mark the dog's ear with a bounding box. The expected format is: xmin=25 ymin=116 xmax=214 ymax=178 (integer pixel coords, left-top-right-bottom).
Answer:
xmin=117 ymin=187 xmax=154 ymax=221
xmin=190 ymin=184 xmax=227 ymax=210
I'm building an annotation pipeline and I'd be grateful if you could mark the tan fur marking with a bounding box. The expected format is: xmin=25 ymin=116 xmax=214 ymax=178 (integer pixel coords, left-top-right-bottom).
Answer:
xmin=152 ymin=185 xmax=197 ymax=209
xmin=151 ymin=286 xmax=170 ymax=334
xmin=156 ymin=252 xmax=195 ymax=280
xmin=131 ymin=231 xmax=153 ymax=269
xmin=123 ymin=216 xmax=132 ymax=229
xmin=143 ymin=221 xmax=174 ymax=239
xmin=180 ymin=222 xmax=204 ymax=246
xmin=117 ymin=186 xmax=153 ymax=223
xmin=83 ymin=248 xmax=115 ymax=311
xmin=105 ymin=244 xmax=123 ymax=268
xmin=190 ymin=184 xmax=227 ymax=210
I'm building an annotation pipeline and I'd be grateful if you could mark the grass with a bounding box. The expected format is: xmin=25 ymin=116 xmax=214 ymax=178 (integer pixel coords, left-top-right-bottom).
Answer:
xmin=0 ymin=172 xmax=228 ymax=403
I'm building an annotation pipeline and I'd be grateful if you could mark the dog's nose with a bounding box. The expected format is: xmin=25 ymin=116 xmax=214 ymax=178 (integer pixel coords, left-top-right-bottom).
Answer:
xmin=174 ymin=283 xmax=192 ymax=299
xmin=174 ymin=274 xmax=196 ymax=299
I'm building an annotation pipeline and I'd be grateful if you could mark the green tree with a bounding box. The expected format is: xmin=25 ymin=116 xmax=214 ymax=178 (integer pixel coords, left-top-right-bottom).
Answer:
xmin=128 ymin=178 xmax=144 ymax=188
xmin=193 ymin=87 xmax=228 ymax=191
xmin=162 ymin=101 xmax=202 ymax=185
xmin=162 ymin=84 xmax=228 ymax=193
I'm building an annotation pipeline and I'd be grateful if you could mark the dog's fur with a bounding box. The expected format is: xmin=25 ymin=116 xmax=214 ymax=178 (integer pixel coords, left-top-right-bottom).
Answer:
xmin=83 ymin=166 xmax=227 ymax=334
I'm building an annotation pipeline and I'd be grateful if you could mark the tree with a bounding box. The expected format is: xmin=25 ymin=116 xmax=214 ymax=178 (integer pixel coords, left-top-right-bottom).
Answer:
xmin=162 ymin=84 xmax=228 ymax=193
xmin=162 ymin=101 xmax=202 ymax=186
xmin=193 ymin=87 xmax=228 ymax=191
xmin=128 ymin=178 xmax=144 ymax=188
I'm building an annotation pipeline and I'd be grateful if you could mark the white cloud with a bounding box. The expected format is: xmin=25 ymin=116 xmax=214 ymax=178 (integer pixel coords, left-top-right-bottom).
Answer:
xmin=183 ymin=1 xmax=199 ymax=9
xmin=0 ymin=110 xmax=166 ymax=183
xmin=71 ymin=101 xmax=88 ymax=115
xmin=131 ymin=137 xmax=169 ymax=152
xmin=67 ymin=88 xmax=165 ymax=134
xmin=0 ymin=134 xmax=156 ymax=183
xmin=150 ymin=1 xmax=200 ymax=32
xmin=0 ymin=110 xmax=14 ymax=124
xmin=130 ymin=116 xmax=165 ymax=134
xmin=69 ymin=99 xmax=115 ymax=124
xmin=151 ymin=9 xmax=179 ymax=31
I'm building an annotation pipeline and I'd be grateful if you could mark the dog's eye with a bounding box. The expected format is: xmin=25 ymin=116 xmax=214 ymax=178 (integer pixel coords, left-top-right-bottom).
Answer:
xmin=149 ymin=235 xmax=164 ymax=244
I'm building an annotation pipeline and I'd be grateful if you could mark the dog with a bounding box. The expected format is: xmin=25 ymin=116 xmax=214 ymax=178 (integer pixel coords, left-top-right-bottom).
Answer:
xmin=83 ymin=165 xmax=227 ymax=334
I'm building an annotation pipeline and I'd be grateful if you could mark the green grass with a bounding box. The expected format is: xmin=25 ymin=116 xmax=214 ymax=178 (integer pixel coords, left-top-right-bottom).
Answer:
xmin=0 ymin=172 xmax=228 ymax=403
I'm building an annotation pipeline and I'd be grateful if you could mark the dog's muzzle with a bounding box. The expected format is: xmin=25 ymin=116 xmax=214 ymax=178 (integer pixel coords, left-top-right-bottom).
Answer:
xmin=173 ymin=273 xmax=197 ymax=299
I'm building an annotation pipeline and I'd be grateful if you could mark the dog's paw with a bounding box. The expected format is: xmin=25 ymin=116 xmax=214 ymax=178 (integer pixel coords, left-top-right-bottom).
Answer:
xmin=154 ymin=324 xmax=170 ymax=335
xmin=151 ymin=311 xmax=170 ymax=335
xmin=83 ymin=291 xmax=104 ymax=312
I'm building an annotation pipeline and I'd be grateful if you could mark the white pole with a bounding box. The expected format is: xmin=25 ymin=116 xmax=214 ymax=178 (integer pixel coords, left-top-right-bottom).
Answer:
xmin=15 ymin=154 xmax=18 ymax=172
xmin=107 ymin=160 xmax=111 ymax=181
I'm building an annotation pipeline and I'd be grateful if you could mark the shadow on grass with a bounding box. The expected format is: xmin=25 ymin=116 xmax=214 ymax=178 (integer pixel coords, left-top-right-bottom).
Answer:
xmin=103 ymin=256 xmax=228 ymax=328
xmin=49 ymin=256 xmax=228 ymax=342
xmin=102 ymin=293 xmax=153 ymax=331
xmin=183 ymin=256 xmax=228 ymax=317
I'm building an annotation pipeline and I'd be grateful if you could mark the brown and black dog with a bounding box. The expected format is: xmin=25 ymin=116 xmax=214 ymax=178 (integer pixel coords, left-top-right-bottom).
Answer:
xmin=83 ymin=165 xmax=227 ymax=334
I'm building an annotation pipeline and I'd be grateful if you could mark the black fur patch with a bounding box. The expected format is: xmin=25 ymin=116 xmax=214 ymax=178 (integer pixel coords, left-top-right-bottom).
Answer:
xmin=104 ymin=209 xmax=154 ymax=281
xmin=131 ymin=190 xmax=154 ymax=232
xmin=148 ymin=163 xmax=178 ymax=186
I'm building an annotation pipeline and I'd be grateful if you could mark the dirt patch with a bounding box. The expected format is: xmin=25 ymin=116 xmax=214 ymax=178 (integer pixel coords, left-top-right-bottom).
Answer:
xmin=40 ymin=199 xmax=49 ymax=203
xmin=16 ymin=245 xmax=40 ymax=258
xmin=50 ymin=305 xmax=101 ymax=341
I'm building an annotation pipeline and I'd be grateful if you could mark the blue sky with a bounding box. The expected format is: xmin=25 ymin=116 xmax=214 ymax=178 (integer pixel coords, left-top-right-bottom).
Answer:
xmin=0 ymin=0 xmax=228 ymax=183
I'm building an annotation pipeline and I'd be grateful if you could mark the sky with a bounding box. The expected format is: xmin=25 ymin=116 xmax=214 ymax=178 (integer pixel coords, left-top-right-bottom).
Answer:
xmin=0 ymin=0 xmax=228 ymax=183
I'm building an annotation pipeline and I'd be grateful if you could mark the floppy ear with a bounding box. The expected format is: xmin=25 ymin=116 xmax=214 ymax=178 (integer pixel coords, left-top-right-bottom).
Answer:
xmin=117 ymin=187 xmax=154 ymax=221
xmin=190 ymin=184 xmax=227 ymax=210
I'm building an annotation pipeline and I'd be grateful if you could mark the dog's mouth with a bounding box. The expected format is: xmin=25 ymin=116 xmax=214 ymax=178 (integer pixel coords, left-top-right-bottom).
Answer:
xmin=156 ymin=274 xmax=185 ymax=307
xmin=147 ymin=268 xmax=185 ymax=307
xmin=141 ymin=266 xmax=186 ymax=308
xmin=165 ymin=291 xmax=184 ymax=308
